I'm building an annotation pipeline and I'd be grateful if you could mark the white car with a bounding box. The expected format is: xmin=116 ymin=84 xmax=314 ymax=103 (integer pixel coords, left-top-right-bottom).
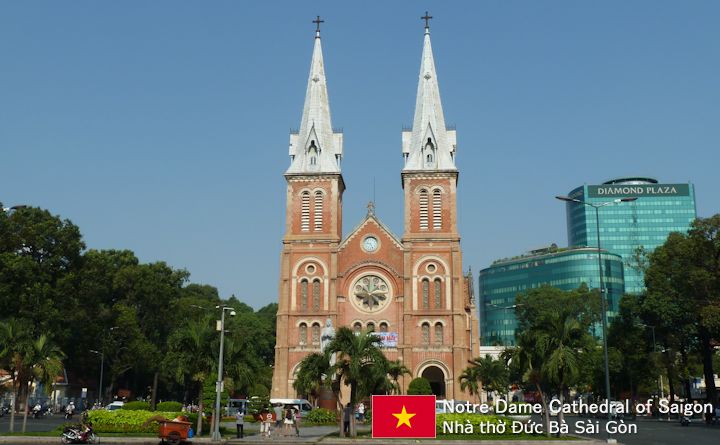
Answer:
xmin=105 ymin=401 xmax=124 ymax=411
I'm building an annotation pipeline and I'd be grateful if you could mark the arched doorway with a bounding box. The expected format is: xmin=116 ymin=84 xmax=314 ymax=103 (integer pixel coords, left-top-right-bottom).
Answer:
xmin=421 ymin=366 xmax=446 ymax=399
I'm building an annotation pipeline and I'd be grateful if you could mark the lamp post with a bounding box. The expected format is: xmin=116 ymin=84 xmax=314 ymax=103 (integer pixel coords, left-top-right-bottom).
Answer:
xmin=556 ymin=195 xmax=636 ymax=443
xmin=483 ymin=303 xmax=522 ymax=346
xmin=89 ymin=350 xmax=103 ymax=407
xmin=1 ymin=205 xmax=27 ymax=212
xmin=212 ymin=305 xmax=236 ymax=442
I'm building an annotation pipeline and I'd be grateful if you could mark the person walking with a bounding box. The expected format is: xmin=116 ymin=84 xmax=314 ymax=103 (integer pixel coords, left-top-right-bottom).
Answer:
xmin=292 ymin=406 xmax=300 ymax=437
xmin=343 ymin=403 xmax=352 ymax=435
xmin=235 ymin=408 xmax=245 ymax=439
xmin=283 ymin=407 xmax=293 ymax=436
xmin=273 ymin=403 xmax=283 ymax=430
xmin=358 ymin=402 xmax=365 ymax=423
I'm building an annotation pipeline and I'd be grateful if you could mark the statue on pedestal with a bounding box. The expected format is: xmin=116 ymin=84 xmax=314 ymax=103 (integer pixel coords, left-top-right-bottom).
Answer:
xmin=320 ymin=318 xmax=336 ymax=367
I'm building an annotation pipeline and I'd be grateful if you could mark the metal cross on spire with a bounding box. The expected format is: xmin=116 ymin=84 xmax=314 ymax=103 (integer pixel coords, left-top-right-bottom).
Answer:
xmin=421 ymin=11 xmax=433 ymax=30
xmin=313 ymin=15 xmax=324 ymax=36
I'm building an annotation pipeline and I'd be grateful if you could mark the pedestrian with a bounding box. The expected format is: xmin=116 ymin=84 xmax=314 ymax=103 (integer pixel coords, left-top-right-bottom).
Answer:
xmin=358 ymin=402 xmax=365 ymax=423
xmin=292 ymin=406 xmax=300 ymax=437
xmin=273 ymin=403 xmax=283 ymax=430
xmin=283 ymin=407 xmax=293 ymax=435
xmin=235 ymin=408 xmax=245 ymax=439
xmin=262 ymin=408 xmax=274 ymax=438
xmin=343 ymin=403 xmax=352 ymax=435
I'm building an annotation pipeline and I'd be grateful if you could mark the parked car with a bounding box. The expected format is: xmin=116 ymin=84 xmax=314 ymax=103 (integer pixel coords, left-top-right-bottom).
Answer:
xmin=105 ymin=401 xmax=124 ymax=411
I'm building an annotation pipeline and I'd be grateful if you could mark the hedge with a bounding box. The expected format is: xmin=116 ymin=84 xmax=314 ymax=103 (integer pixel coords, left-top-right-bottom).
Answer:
xmin=121 ymin=401 xmax=150 ymax=411
xmin=305 ymin=408 xmax=336 ymax=424
xmin=86 ymin=410 xmax=182 ymax=433
xmin=156 ymin=401 xmax=183 ymax=412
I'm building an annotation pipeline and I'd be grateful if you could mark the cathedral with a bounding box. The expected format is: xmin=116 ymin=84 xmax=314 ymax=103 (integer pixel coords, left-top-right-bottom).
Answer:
xmin=271 ymin=16 xmax=479 ymax=400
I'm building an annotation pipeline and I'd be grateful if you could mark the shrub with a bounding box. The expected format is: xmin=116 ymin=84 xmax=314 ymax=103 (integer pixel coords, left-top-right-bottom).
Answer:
xmin=407 ymin=377 xmax=432 ymax=395
xmin=156 ymin=401 xmax=183 ymax=412
xmin=305 ymin=408 xmax=336 ymax=424
xmin=86 ymin=410 xmax=181 ymax=433
xmin=121 ymin=401 xmax=150 ymax=411
xmin=186 ymin=412 xmax=210 ymax=432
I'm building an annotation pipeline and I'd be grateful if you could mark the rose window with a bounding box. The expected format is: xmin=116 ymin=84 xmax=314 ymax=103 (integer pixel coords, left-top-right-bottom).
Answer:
xmin=352 ymin=275 xmax=390 ymax=312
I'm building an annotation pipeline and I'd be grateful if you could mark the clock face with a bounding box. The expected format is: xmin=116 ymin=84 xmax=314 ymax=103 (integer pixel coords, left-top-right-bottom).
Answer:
xmin=363 ymin=236 xmax=378 ymax=252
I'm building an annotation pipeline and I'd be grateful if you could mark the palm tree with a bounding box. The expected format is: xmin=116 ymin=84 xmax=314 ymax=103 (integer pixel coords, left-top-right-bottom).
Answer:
xmin=469 ymin=355 xmax=509 ymax=401
xmin=324 ymin=328 xmax=387 ymax=437
xmin=535 ymin=311 xmax=585 ymax=430
xmin=458 ymin=365 xmax=481 ymax=403
xmin=293 ymin=353 xmax=329 ymax=406
xmin=21 ymin=335 xmax=64 ymax=432
xmin=386 ymin=360 xmax=411 ymax=394
xmin=165 ymin=316 xmax=215 ymax=436
xmin=0 ymin=319 xmax=32 ymax=433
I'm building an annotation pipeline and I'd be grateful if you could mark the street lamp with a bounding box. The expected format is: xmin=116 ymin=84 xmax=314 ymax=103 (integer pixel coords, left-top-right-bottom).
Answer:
xmin=483 ymin=303 xmax=523 ymax=346
xmin=1 ymin=205 xmax=27 ymax=212
xmin=556 ymin=195 xmax=637 ymax=443
xmin=638 ymin=324 xmax=664 ymax=400
xmin=89 ymin=350 xmax=103 ymax=407
xmin=212 ymin=305 xmax=236 ymax=442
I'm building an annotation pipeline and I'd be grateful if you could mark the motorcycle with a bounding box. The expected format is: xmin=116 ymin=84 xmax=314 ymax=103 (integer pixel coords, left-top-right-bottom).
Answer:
xmin=680 ymin=414 xmax=691 ymax=426
xmin=32 ymin=404 xmax=42 ymax=419
xmin=61 ymin=424 xmax=99 ymax=444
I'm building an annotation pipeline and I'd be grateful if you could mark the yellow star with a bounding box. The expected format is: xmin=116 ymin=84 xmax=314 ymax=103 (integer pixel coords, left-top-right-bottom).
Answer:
xmin=392 ymin=405 xmax=416 ymax=429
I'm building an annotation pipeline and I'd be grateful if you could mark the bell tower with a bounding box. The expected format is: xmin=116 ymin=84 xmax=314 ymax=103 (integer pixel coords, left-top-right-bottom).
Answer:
xmin=272 ymin=17 xmax=344 ymax=398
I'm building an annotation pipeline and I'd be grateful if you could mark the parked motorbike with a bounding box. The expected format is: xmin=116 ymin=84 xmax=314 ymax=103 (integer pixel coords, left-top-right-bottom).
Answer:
xmin=60 ymin=424 xmax=99 ymax=444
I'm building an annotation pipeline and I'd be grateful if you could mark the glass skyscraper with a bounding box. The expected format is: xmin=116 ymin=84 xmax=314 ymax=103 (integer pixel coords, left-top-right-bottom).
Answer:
xmin=479 ymin=246 xmax=624 ymax=346
xmin=565 ymin=177 xmax=696 ymax=294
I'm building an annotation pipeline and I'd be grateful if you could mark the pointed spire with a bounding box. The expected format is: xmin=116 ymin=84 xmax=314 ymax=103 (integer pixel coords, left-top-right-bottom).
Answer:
xmin=402 ymin=14 xmax=457 ymax=171
xmin=287 ymin=17 xmax=343 ymax=175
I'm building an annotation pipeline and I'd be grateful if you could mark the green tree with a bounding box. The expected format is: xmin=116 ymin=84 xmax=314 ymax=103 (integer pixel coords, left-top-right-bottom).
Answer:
xmin=458 ymin=366 xmax=481 ymax=402
xmin=386 ymin=359 xmax=412 ymax=395
xmin=325 ymin=328 xmax=387 ymax=437
xmin=407 ymin=377 xmax=432 ymax=395
xmin=467 ymin=355 xmax=509 ymax=401
xmin=164 ymin=315 xmax=216 ymax=435
xmin=293 ymin=353 xmax=329 ymax=406
xmin=20 ymin=335 xmax=64 ymax=432
xmin=644 ymin=215 xmax=720 ymax=408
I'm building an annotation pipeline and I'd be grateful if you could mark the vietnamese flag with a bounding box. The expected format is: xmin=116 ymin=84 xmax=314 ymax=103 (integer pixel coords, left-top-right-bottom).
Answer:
xmin=371 ymin=395 xmax=436 ymax=438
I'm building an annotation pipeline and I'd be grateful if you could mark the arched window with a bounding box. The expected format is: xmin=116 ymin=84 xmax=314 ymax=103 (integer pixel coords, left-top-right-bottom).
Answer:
xmin=426 ymin=153 xmax=433 ymax=163
xmin=421 ymin=323 xmax=430 ymax=345
xmin=308 ymin=140 xmax=318 ymax=167
xmin=367 ymin=322 xmax=375 ymax=332
xmin=422 ymin=279 xmax=429 ymax=309
xmin=300 ymin=280 xmax=308 ymax=310
xmin=311 ymin=323 xmax=321 ymax=345
xmin=301 ymin=191 xmax=310 ymax=232
xmin=353 ymin=322 xmax=362 ymax=334
xmin=299 ymin=323 xmax=307 ymax=345
xmin=432 ymin=189 xmax=442 ymax=229
xmin=419 ymin=189 xmax=428 ymax=230
xmin=379 ymin=322 xmax=388 ymax=332
xmin=435 ymin=323 xmax=444 ymax=345
xmin=313 ymin=191 xmax=323 ymax=231
xmin=312 ymin=280 xmax=321 ymax=310
xmin=434 ymin=278 xmax=442 ymax=309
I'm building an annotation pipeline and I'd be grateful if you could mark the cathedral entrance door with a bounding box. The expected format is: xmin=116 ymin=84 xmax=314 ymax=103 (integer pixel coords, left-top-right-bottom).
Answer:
xmin=421 ymin=366 xmax=446 ymax=399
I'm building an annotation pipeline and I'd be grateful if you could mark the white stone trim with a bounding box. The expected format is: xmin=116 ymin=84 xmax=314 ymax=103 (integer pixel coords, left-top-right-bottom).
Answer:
xmin=291 ymin=257 xmax=330 ymax=311
xmin=412 ymin=255 xmax=451 ymax=310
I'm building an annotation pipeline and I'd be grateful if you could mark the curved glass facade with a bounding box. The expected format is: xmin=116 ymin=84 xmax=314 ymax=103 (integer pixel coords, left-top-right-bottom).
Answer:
xmin=479 ymin=248 xmax=624 ymax=346
xmin=565 ymin=178 xmax=696 ymax=294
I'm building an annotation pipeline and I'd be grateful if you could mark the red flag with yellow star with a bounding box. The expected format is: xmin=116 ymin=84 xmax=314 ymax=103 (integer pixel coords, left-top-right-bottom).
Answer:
xmin=371 ymin=395 xmax=436 ymax=438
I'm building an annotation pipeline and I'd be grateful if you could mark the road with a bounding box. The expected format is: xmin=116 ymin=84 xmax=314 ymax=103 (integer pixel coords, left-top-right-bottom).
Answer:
xmin=568 ymin=416 xmax=720 ymax=445
xmin=0 ymin=413 xmax=67 ymax=433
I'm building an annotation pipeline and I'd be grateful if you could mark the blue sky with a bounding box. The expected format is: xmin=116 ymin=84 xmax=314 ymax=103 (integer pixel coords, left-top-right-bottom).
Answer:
xmin=2 ymin=1 xmax=718 ymax=309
